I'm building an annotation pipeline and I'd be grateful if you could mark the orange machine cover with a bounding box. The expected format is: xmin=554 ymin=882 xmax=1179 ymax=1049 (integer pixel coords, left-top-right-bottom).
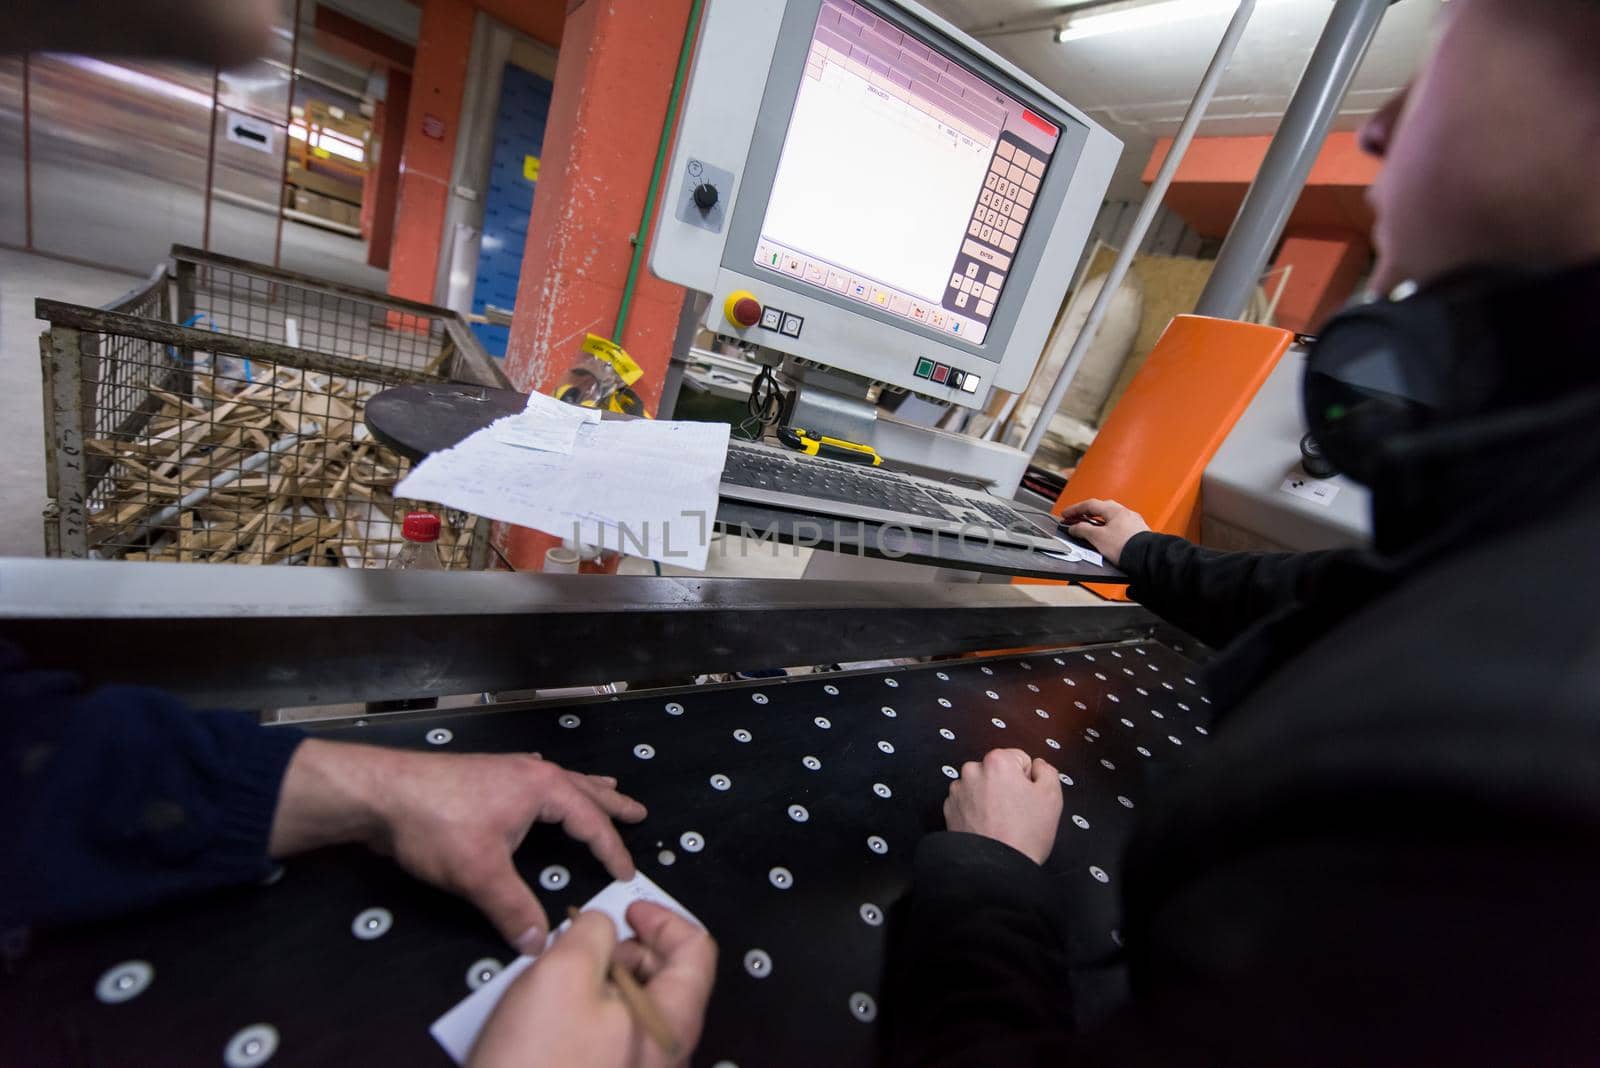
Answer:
xmin=1021 ymin=314 xmax=1293 ymax=595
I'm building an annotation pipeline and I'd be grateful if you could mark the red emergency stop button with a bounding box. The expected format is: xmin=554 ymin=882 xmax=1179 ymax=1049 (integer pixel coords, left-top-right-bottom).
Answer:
xmin=724 ymin=290 xmax=762 ymax=328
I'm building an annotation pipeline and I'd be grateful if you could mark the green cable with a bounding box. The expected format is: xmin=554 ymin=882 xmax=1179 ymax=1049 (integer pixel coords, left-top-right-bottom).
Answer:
xmin=612 ymin=0 xmax=705 ymax=347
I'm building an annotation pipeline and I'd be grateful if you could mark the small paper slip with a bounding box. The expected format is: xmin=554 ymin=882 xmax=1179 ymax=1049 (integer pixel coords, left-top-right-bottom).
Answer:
xmin=429 ymin=873 xmax=702 ymax=1065
xmin=1042 ymin=536 xmax=1105 ymax=567
xmin=491 ymin=392 xmax=601 ymax=455
xmin=394 ymin=415 xmax=731 ymax=570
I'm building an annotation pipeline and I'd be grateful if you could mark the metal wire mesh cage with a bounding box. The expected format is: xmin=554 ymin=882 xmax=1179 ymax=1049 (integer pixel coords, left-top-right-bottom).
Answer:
xmin=39 ymin=248 xmax=508 ymax=568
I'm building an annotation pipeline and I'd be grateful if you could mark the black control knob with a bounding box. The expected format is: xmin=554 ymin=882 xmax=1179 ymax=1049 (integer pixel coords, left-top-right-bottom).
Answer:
xmin=692 ymin=183 xmax=719 ymax=211
xmin=1299 ymin=432 xmax=1337 ymax=479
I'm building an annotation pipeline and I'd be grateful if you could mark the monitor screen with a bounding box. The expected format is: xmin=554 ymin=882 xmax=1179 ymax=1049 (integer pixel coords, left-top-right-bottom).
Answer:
xmin=753 ymin=0 xmax=1062 ymax=348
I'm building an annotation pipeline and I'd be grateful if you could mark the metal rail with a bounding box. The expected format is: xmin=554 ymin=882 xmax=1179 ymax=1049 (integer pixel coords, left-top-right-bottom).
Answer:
xmin=0 ymin=561 xmax=1158 ymax=708
xmin=36 ymin=300 xmax=438 ymax=385
xmin=1019 ymin=0 xmax=1258 ymax=459
xmin=1194 ymin=0 xmax=1394 ymax=319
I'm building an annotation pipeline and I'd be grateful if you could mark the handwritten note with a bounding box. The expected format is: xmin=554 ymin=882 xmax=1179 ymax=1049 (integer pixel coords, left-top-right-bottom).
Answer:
xmin=395 ymin=416 xmax=731 ymax=570
xmin=491 ymin=391 xmax=601 ymax=455
xmin=429 ymin=873 xmax=702 ymax=1065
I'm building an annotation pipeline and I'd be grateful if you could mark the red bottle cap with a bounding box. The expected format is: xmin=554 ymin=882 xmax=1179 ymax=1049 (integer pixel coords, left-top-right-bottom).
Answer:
xmin=402 ymin=511 xmax=442 ymax=542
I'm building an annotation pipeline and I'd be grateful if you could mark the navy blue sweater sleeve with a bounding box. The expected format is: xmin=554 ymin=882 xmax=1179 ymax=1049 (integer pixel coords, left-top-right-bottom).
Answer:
xmin=0 ymin=643 xmax=305 ymax=931
xmin=1119 ymin=531 xmax=1357 ymax=649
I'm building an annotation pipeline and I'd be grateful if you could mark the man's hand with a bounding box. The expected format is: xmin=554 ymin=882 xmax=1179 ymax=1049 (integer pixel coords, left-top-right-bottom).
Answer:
xmin=269 ymin=740 xmax=647 ymax=952
xmin=944 ymin=748 xmax=1063 ymax=865
xmin=469 ymin=901 xmax=717 ymax=1068
xmin=1060 ymin=498 xmax=1150 ymax=567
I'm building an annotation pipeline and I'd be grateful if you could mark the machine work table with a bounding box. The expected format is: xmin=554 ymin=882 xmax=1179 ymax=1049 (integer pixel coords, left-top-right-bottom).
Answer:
xmin=5 ymin=639 xmax=1213 ymax=1067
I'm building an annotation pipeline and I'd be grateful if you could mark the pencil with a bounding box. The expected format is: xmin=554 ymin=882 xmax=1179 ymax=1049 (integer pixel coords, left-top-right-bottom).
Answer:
xmin=566 ymin=907 xmax=681 ymax=1059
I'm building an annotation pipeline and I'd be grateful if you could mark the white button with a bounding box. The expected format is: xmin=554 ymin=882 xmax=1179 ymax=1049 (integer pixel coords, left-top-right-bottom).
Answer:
xmin=224 ymin=1024 xmax=279 ymax=1068
xmin=679 ymin=831 xmax=705 ymax=853
xmin=539 ymin=865 xmax=570 ymax=890
xmin=466 ymin=958 xmax=503 ymax=990
xmin=351 ymin=907 xmax=393 ymax=940
xmin=744 ymin=948 xmax=773 ymax=978
xmin=426 ymin=729 xmax=452 ymax=746
xmin=769 ymin=867 xmax=793 ymax=889
xmin=95 ymin=960 xmax=153 ymax=1004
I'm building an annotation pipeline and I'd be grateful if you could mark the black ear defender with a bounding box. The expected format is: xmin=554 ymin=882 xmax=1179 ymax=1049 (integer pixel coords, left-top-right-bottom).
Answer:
xmin=1301 ymin=262 xmax=1600 ymax=486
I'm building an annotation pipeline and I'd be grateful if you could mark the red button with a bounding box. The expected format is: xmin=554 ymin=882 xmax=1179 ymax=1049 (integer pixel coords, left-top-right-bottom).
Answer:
xmin=931 ymin=364 xmax=950 ymax=384
xmin=732 ymin=297 xmax=761 ymax=327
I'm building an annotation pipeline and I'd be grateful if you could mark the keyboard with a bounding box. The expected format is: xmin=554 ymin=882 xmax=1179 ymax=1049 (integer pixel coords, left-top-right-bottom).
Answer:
xmin=721 ymin=444 xmax=959 ymax=522
xmin=718 ymin=440 xmax=1058 ymax=551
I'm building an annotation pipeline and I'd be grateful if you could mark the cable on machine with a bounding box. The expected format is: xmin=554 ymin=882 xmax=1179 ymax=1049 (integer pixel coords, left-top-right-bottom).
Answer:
xmin=738 ymin=363 xmax=786 ymax=441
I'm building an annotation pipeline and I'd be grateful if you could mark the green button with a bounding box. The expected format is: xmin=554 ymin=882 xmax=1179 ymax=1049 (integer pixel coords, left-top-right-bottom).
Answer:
xmin=914 ymin=358 xmax=934 ymax=379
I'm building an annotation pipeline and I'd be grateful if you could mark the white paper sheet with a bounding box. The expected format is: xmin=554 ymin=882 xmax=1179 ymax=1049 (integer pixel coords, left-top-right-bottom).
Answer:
xmin=394 ymin=416 xmax=731 ymax=570
xmin=429 ymin=873 xmax=702 ymax=1066
xmin=492 ymin=392 xmax=601 ymax=455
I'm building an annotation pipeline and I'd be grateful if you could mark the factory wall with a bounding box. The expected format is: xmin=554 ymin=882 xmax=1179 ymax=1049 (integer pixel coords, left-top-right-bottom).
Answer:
xmin=0 ymin=4 xmax=280 ymax=272
xmin=384 ymin=0 xmax=565 ymax=306
xmin=0 ymin=0 xmax=398 ymax=288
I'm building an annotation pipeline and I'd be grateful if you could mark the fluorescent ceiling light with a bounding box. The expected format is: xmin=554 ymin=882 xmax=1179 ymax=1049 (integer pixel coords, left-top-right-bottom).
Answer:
xmin=1056 ymin=0 xmax=1240 ymax=42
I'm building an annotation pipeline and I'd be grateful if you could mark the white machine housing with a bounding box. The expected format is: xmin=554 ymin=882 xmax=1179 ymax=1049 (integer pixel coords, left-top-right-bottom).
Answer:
xmin=650 ymin=0 xmax=1123 ymax=411
xmin=1203 ymin=348 xmax=1372 ymax=552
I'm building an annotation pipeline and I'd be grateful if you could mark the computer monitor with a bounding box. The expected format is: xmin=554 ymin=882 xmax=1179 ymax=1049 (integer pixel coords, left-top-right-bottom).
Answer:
xmin=651 ymin=0 xmax=1122 ymax=411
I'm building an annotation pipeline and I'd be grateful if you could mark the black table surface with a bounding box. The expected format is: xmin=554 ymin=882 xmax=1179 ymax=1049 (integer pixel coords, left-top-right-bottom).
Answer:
xmin=5 ymin=642 xmax=1214 ymax=1067
xmin=365 ymin=383 xmax=1126 ymax=583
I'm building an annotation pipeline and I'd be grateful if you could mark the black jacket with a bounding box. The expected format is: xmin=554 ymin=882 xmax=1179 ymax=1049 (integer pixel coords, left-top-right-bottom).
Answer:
xmin=885 ymin=277 xmax=1600 ymax=1064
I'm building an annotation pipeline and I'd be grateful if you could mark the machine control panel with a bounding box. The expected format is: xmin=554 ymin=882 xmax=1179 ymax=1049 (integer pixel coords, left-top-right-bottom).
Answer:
xmin=675 ymin=157 xmax=734 ymax=234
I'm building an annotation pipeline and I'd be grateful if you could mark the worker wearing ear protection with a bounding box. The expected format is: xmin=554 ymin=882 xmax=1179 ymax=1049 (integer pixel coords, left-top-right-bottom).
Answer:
xmin=888 ymin=3 xmax=1600 ymax=1064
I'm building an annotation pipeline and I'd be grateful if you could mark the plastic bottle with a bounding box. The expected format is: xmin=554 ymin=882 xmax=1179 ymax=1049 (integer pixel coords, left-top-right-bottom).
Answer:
xmin=396 ymin=511 xmax=445 ymax=570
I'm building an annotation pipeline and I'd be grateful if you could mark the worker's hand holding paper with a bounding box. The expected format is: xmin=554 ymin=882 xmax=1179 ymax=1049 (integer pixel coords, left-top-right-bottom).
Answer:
xmin=430 ymin=872 xmax=704 ymax=1065
xmin=395 ymin=399 xmax=731 ymax=570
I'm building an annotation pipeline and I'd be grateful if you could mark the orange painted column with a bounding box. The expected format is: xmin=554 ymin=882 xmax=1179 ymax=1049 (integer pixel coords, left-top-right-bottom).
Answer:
xmin=386 ymin=0 xmax=474 ymax=304
xmin=499 ymin=0 xmax=695 ymax=570
xmin=1268 ymin=227 xmax=1369 ymax=334
xmin=366 ymin=69 xmax=410 ymax=270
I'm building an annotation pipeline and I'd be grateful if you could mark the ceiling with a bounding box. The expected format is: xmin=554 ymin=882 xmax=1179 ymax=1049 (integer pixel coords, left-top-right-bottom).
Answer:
xmin=920 ymin=0 xmax=1446 ymax=200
